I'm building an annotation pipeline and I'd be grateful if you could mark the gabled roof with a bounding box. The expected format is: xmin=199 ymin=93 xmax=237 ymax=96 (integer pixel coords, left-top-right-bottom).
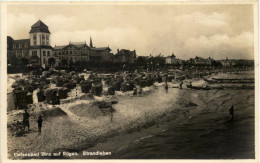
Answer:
xmin=91 ymin=47 xmax=111 ymax=51
xmin=53 ymin=42 xmax=90 ymax=50
xmin=116 ymin=49 xmax=135 ymax=56
xmin=53 ymin=45 xmax=67 ymax=50
xmin=31 ymin=20 xmax=48 ymax=28
xmin=29 ymin=20 xmax=50 ymax=34
xmin=13 ymin=39 xmax=30 ymax=44
xmin=120 ymin=49 xmax=130 ymax=54
xmin=69 ymin=42 xmax=89 ymax=48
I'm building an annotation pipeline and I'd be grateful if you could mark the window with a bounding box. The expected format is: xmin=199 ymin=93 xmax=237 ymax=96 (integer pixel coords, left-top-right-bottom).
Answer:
xmin=43 ymin=58 xmax=46 ymax=64
xmin=13 ymin=45 xmax=16 ymax=49
xmin=47 ymin=51 xmax=50 ymax=57
xmin=19 ymin=44 xmax=22 ymax=48
xmin=43 ymin=51 xmax=46 ymax=57
xmin=33 ymin=34 xmax=37 ymax=45
xmin=32 ymin=51 xmax=37 ymax=56
xmin=70 ymin=51 xmax=72 ymax=54
xmin=46 ymin=35 xmax=49 ymax=45
xmin=42 ymin=34 xmax=45 ymax=45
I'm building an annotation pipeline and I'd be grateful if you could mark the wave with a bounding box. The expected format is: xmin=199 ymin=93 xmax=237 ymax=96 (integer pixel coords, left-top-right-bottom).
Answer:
xmin=134 ymin=135 xmax=154 ymax=144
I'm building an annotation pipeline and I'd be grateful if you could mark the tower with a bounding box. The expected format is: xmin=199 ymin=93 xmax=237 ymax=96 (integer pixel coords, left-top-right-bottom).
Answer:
xmin=29 ymin=20 xmax=53 ymax=66
xmin=90 ymin=36 xmax=93 ymax=48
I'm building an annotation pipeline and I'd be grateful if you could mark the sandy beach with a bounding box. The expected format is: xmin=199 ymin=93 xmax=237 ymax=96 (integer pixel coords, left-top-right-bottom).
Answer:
xmin=7 ymin=71 xmax=255 ymax=159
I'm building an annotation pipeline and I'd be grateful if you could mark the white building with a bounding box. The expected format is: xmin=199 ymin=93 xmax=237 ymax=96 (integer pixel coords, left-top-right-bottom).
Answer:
xmin=29 ymin=20 xmax=53 ymax=67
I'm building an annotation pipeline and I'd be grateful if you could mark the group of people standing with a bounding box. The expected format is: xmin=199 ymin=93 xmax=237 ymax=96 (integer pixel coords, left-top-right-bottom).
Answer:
xmin=23 ymin=109 xmax=43 ymax=135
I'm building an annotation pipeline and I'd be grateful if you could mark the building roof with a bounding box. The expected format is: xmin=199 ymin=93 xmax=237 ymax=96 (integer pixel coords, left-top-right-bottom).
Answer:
xmin=29 ymin=20 xmax=50 ymax=34
xmin=69 ymin=42 xmax=89 ymax=48
xmin=53 ymin=45 xmax=67 ymax=50
xmin=13 ymin=39 xmax=30 ymax=44
xmin=195 ymin=56 xmax=204 ymax=60
xmin=91 ymin=47 xmax=111 ymax=51
xmin=116 ymin=49 xmax=135 ymax=56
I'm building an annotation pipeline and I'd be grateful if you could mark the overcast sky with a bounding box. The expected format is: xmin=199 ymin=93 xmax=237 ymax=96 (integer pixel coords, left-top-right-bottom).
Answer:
xmin=7 ymin=4 xmax=254 ymax=59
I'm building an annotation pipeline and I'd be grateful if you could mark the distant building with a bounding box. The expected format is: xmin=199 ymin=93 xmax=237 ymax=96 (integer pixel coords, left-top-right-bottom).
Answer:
xmin=165 ymin=53 xmax=182 ymax=65
xmin=90 ymin=47 xmax=113 ymax=63
xmin=218 ymin=58 xmax=254 ymax=67
xmin=189 ymin=56 xmax=214 ymax=66
xmin=114 ymin=49 xmax=136 ymax=64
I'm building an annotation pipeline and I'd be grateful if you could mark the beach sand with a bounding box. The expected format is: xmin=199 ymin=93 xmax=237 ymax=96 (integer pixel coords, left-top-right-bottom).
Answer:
xmin=7 ymin=71 xmax=255 ymax=159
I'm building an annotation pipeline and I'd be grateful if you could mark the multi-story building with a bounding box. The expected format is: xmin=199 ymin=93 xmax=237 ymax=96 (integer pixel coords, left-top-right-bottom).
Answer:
xmin=53 ymin=39 xmax=113 ymax=65
xmin=7 ymin=36 xmax=30 ymax=65
xmin=29 ymin=20 xmax=53 ymax=67
xmin=53 ymin=42 xmax=90 ymax=65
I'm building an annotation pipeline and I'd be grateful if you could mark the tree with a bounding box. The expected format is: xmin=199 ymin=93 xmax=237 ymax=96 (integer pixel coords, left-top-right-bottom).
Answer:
xmin=48 ymin=58 xmax=56 ymax=66
xmin=61 ymin=59 xmax=68 ymax=67
xmin=21 ymin=58 xmax=29 ymax=66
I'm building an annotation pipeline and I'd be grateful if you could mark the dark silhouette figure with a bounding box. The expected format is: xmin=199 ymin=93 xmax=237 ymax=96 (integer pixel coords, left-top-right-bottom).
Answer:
xmin=138 ymin=88 xmax=143 ymax=95
xmin=37 ymin=115 xmax=43 ymax=135
xmin=133 ymin=87 xmax=137 ymax=95
xmin=23 ymin=109 xmax=30 ymax=131
xmin=229 ymin=105 xmax=234 ymax=121
xmin=180 ymin=81 xmax=183 ymax=89
xmin=165 ymin=83 xmax=168 ymax=93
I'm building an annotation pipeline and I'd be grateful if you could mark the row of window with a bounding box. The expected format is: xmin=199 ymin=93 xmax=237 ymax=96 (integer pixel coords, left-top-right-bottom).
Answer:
xmin=13 ymin=44 xmax=28 ymax=49
xmin=32 ymin=51 xmax=51 ymax=57
xmin=33 ymin=34 xmax=49 ymax=40
xmin=59 ymin=56 xmax=88 ymax=60
xmin=33 ymin=34 xmax=50 ymax=46
xmin=54 ymin=51 xmax=88 ymax=55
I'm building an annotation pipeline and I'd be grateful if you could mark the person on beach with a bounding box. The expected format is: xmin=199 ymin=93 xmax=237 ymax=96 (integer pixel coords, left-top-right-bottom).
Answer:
xmin=133 ymin=87 xmax=137 ymax=95
xmin=37 ymin=115 xmax=43 ymax=135
xmin=180 ymin=80 xmax=183 ymax=89
xmin=138 ymin=88 xmax=143 ymax=95
xmin=23 ymin=109 xmax=30 ymax=131
xmin=165 ymin=82 xmax=168 ymax=93
xmin=229 ymin=105 xmax=234 ymax=121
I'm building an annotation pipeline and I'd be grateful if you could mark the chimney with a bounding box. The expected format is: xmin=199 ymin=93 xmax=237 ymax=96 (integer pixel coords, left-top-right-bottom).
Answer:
xmin=117 ymin=49 xmax=119 ymax=53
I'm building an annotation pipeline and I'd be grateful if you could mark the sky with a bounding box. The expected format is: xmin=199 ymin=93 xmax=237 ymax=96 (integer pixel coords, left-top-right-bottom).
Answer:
xmin=7 ymin=4 xmax=255 ymax=60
